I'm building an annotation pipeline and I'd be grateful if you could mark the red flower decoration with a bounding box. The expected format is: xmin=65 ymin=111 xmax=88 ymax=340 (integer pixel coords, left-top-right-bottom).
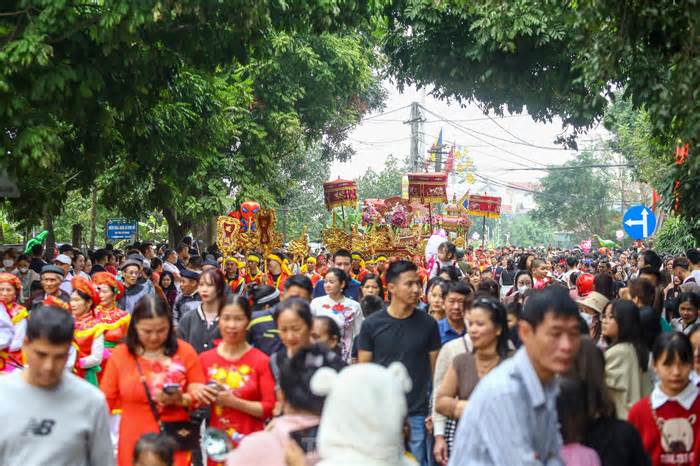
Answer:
xmin=331 ymin=303 xmax=345 ymax=313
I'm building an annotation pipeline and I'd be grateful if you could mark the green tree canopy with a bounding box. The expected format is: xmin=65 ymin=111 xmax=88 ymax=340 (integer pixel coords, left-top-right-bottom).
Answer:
xmin=382 ymin=0 xmax=699 ymax=222
xmin=356 ymin=154 xmax=405 ymax=200
xmin=0 ymin=1 xmax=384 ymax=244
xmin=533 ymin=152 xmax=617 ymax=240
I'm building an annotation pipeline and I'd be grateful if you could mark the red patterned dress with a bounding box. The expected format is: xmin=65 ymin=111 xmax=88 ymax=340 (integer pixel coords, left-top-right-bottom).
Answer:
xmin=0 ymin=302 xmax=28 ymax=373
xmin=199 ymin=346 xmax=275 ymax=465
xmin=72 ymin=311 xmax=105 ymax=385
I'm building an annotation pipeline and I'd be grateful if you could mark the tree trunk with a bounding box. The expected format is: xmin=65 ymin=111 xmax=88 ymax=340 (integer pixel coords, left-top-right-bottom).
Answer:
xmin=193 ymin=216 xmax=216 ymax=250
xmin=71 ymin=224 xmax=82 ymax=249
xmin=43 ymin=209 xmax=55 ymax=260
xmin=163 ymin=208 xmax=191 ymax=247
xmin=89 ymin=189 xmax=97 ymax=250
xmin=191 ymin=222 xmax=207 ymax=248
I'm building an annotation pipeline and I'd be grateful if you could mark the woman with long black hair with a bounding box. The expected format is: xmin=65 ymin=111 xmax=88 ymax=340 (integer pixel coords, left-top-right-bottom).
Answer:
xmin=601 ymin=299 xmax=652 ymax=419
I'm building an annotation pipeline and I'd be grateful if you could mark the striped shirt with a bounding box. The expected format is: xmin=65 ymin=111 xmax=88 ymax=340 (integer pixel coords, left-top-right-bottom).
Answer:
xmin=449 ymin=347 xmax=564 ymax=466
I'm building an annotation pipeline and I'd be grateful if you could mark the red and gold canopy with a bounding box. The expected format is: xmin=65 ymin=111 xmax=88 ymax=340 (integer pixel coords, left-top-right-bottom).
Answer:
xmin=324 ymin=178 xmax=358 ymax=210
xmin=407 ymin=173 xmax=448 ymax=204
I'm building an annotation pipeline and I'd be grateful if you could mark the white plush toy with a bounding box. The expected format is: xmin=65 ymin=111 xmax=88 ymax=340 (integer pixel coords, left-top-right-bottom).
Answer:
xmin=310 ymin=362 xmax=416 ymax=466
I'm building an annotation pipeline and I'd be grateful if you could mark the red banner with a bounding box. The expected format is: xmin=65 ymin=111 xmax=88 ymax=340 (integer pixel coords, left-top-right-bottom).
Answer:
xmin=465 ymin=194 xmax=501 ymax=219
xmin=407 ymin=173 xmax=448 ymax=204
xmin=323 ymin=179 xmax=358 ymax=211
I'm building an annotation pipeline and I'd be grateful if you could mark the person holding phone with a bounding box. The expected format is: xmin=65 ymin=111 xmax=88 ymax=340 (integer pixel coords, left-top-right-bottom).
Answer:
xmin=100 ymin=295 xmax=218 ymax=466
xmin=199 ymin=296 xmax=276 ymax=466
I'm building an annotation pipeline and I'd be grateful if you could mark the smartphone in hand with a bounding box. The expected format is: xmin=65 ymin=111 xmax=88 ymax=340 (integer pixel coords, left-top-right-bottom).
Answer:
xmin=162 ymin=383 xmax=181 ymax=395
xmin=289 ymin=425 xmax=319 ymax=453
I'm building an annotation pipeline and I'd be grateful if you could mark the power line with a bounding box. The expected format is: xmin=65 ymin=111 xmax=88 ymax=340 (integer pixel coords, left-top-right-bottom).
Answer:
xmin=503 ymin=164 xmax=633 ymax=171
xmin=365 ymin=114 xmax=533 ymax=124
xmin=472 ymin=173 xmax=620 ymax=207
xmin=349 ymin=136 xmax=412 ymax=145
xmin=359 ymin=105 xmax=412 ymax=122
xmin=482 ymin=112 xmax=540 ymax=147
xmin=421 ymin=106 xmax=570 ymax=152
xmin=419 ymin=106 xmax=548 ymax=167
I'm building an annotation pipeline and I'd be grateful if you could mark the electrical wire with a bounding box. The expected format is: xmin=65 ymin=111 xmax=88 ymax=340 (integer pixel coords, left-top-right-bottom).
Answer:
xmin=364 ymin=114 xmax=533 ymax=124
xmin=503 ymin=164 xmax=633 ymax=171
xmin=359 ymin=105 xmax=412 ymax=122
xmin=421 ymin=106 xmax=569 ymax=152
xmin=472 ymin=172 xmax=620 ymax=207
xmin=419 ymin=106 xmax=548 ymax=167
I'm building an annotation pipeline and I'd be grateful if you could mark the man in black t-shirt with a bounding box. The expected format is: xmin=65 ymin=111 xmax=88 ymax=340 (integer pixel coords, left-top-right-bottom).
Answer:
xmin=358 ymin=260 xmax=440 ymax=466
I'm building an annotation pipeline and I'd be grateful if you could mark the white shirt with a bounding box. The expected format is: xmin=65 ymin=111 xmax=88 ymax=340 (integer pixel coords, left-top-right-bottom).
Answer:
xmin=692 ymin=270 xmax=700 ymax=284
xmin=0 ymin=305 xmax=13 ymax=350
xmin=59 ymin=272 xmax=74 ymax=295
xmin=310 ymin=295 xmax=363 ymax=363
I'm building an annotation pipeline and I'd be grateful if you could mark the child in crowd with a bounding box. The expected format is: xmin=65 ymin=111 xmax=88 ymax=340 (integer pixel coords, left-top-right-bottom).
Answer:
xmin=132 ymin=434 xmax=175 ymax=466
xmin=557 ymin=377 xmax=602 ymax=466
xmin=429 ymin=242 xmax=462 ymax=280
xmin=628 ymin=332 xmax=700 ymax=466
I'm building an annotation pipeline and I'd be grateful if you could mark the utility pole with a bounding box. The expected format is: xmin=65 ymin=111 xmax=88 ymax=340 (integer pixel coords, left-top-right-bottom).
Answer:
xmin=405 ymin=102 xmax=425 ymax=172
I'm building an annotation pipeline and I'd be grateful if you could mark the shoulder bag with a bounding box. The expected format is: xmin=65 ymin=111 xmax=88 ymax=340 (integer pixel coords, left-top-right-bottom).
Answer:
xmin=135 ymin=358 xmax=200 ymax=451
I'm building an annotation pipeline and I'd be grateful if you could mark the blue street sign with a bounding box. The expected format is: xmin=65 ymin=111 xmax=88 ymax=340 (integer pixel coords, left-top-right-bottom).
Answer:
xmin=622 ymin=205 xmax=656 ymax=240
xmin=106 ymin=219 xmax=137 ymax=240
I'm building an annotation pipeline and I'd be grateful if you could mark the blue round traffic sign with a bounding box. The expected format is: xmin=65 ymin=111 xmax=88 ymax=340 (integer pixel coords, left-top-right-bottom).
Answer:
xmin=622 ymin=205 xmax=656 ymax=240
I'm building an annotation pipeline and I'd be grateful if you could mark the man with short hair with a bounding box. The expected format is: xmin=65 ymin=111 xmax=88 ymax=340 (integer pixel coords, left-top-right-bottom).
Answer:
xmin=0 ymin=306 xmax=114 ymax=466
xmin=175 ymin=243 xmax=190 ymax=272
xmin=312 ymin=249 xmax=361 ymax=300
xmin=30 ymin=265 xmax=70 ymax=309
xmin=90 ymin=249 xmax=108 ymax=276
xmin=449 ymin=287 xmax=581 ymax=466
xmin=188 ymin=255 xmax=203 ymax=271
xmin=172 ymin=269 xmax=201 ymax=324
xmin=673 ymin=257 xmax=696 ymax=285
xmin=58 ymin=243 xmax=74 ymax=259
xmin=438 ymin=281 xmax=471 ymax=345
xmin=359 ymin=260 xmax=441 ymax=466
xmin=117 ymin=257 xmax=153 ymax=314
xmin=29 ymin=244 xmax=47 ymax=274
xmin=248 ymin=274 xmax=313 ymax=356
xmin=139 ymin=241 xmax=155 ymax=264
xmin=687 ymin=249 xmax=700 ymax=283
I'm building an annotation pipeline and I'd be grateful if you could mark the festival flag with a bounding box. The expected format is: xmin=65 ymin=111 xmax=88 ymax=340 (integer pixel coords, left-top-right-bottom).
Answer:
xmin=446 ymin=143 xmax=455 ymax=173
xmin=651 ymin=190 xmax=661 ymax=211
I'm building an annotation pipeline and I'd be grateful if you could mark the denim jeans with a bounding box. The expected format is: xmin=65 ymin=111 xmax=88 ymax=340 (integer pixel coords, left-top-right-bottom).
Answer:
xmin=408 ymin=415 xmax=428 ymax=466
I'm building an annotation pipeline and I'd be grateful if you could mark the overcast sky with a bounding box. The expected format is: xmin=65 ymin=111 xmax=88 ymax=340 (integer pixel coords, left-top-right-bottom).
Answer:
xmin=331 ymin=81 xmax=610 ymax=186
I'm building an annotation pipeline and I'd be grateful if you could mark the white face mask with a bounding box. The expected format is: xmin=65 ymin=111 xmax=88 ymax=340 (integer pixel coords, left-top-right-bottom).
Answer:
xmin=18 ymin=267 xmax=28 ymax=274
xmin=517 ymin=285 xmax=530 ymax=295
xmin=580 ymin=311 xmax=593 ymax=328
xmin=3 ymin=259 xmax=14 ymax=268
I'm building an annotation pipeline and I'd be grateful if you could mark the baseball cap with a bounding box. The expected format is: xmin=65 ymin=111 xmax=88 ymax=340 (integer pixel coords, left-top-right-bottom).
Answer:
xmin=54 ymin=254 xmax=72 ymax=265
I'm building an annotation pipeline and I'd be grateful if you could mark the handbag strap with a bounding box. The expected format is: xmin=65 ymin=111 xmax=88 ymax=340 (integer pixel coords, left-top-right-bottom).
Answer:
xmin=135 ymin=357 xmax=161 ymax=426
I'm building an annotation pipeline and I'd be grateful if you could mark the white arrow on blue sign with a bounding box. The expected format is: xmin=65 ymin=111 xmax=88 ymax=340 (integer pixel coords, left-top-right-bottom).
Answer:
xmin=622 ymin=205 xmax=656 ymax=240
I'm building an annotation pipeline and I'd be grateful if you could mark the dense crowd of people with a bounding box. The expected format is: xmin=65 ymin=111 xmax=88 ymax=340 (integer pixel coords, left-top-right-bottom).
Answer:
xmin=1 ymin=237 xmax=700 ymax=466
